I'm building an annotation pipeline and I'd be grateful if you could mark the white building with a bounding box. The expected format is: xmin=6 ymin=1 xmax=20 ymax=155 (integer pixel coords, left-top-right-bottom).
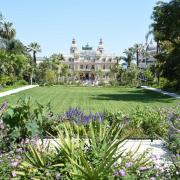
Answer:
xmin=139 ymin=40 xmax=157 ymax=69
xmin=62 ymin=38 xmax=117 ymax=81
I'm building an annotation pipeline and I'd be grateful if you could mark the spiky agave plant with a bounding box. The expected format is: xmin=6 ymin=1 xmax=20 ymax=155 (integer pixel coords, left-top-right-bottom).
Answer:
xmin=56 ymin=120 xmax=128 ymax=179
xmin=15 ymin=139 xmax=64 ymax=179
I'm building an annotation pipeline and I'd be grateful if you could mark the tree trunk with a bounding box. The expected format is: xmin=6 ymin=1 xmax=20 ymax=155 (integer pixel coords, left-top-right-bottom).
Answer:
xmin=33 ymin=51 xmax=36 ymax=64
xmin=136 ymin=51 xmax=139 ymax=67
xmin=30 ymin=73 xmax=33 ymax=85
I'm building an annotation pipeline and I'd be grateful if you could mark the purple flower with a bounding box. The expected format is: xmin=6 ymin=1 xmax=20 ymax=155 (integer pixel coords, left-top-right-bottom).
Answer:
xmin=125 ymin=162 xmax=133 ymax=168
xmin=152 ymin=154 xmax=160 ymax=160
xmin=119 ymin=169 xmax=126 ymax=176
xmin=16 ymin=148 xmax=23 ymax=153
xmin=113 ymin=171 xmax=119 ymax=177
xmin=0 ymin=122 xmax=4 ymax=129
xmin=0 ymin=160 xmax=3 ymax=163
xmin=11 ymin=160 xmax=19 ymax=167
xmin=139 ymin=166 xmax=147 ymax=171
xmin=56 ymin=173 xmax=61 ymax=180
xmin=0 ymin=101 xmax=8 ymax=113
xmin=12 ymin=171 xmax=16 ymax=177
xmin=16 ymin=155 xmax=21 ymax=160
xmin=150 ymin=177 xmax=155 ymax=180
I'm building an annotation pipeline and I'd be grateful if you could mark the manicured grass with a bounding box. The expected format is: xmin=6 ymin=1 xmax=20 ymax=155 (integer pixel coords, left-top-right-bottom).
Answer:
xmin=0 ymin=86 xmax=179 ymax=113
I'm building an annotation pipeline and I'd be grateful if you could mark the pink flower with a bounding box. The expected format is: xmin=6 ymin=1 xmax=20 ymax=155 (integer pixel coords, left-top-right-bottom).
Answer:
xmin=56 ymin=173 xmax=61 ymax=180
xmin=11 ymin=160 xmax=19 ymax=167
xmin=12 ymin=171 xmax=16 ymax=177
xmin=150 ymin=177 xmax=155 ymax=180
xmin=125 ymin=162 xmax=133 ymax=168
xmin=139 ymin=166 xmax=147 ymax=171
xmin=16 ymin=148 xmax=23 ymax=153
xmin=119 ymin=169 xmax=126 ymax=176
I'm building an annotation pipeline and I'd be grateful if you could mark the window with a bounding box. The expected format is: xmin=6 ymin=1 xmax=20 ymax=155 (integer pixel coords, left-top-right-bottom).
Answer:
xmin=91 ymin=65 xmax=95 ymax=70
xmin=109 ymin=58 xmax=112 ymax=62
xmin=80 ymin=65 xmax=83 ymax=69
xmin=86 ymin=65 xmax=88 ymax=69
xmin=103 ymin=65 xmax=105 ymax=69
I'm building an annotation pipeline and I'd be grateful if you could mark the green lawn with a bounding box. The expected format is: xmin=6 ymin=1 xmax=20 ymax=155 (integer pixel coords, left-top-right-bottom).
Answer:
xmin=0 ymin=86 xmax=179 ymax=113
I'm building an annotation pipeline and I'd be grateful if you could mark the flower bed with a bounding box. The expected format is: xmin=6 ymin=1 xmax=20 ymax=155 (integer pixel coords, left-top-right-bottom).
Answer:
xmin=0 ymin=98 xmax=179 ymax=179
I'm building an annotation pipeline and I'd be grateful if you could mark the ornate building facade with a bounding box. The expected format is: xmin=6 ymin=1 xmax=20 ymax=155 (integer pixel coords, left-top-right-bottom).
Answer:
xmin=62 ymin=38 xmax=117 ymax=82
xmin=138 ymin=40 xmax=157 ymax=69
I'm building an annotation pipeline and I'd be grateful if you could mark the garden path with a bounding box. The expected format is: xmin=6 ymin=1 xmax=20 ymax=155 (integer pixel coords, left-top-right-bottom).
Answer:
xmin=41 ymin=139 xmax=170 ymax=165
xmin=0 ymin=85 xmax=39 ymax=98
xmin=141 ymin=86 xmax=180 ymax=99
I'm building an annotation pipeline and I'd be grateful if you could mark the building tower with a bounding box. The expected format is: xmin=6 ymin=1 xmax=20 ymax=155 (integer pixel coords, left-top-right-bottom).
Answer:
xmin=70 ymin=38 xmax=78 ymax=54
xmin=97 ymin=38 xmax=104 ymax=54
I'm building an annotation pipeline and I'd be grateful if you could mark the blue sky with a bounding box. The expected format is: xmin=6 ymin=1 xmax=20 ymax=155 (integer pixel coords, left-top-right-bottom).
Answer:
xmin=0 ymin=0 xmax=166 ymax=57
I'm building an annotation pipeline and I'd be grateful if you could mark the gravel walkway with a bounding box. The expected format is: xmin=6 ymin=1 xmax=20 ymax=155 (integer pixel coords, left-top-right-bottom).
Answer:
xmin=0 ymin=85 xmax=39 ymax=98
xmin=40 ymin=139 xmax=170 ymax=165
xmin=141 ymin=86 xmax=180 ymax=99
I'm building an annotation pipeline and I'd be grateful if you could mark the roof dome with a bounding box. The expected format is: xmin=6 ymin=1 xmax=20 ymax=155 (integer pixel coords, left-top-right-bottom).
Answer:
xmin=147 ymin=40 xmax=156 ymax=51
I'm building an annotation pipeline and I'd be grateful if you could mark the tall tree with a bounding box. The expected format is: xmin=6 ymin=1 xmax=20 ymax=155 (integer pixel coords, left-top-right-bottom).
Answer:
xmin=27 ymin=42 xmax=41 ymax=64
xmin=0 ymin=22 xmax=16 ymax=40
xmin=151 ymin=0 xmax=180 ymax=90
xmin=133 ymin=44 xmax=143 ymax=67
xmin=122 ymin=48 xmax=135 ymax=68
xmin=151 ymin=0 xmax=180 ymax=48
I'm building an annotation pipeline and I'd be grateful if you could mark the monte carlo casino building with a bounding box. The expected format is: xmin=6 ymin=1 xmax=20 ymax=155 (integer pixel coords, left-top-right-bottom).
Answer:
xmin=62 ymin=38 xmax=117 ymax=82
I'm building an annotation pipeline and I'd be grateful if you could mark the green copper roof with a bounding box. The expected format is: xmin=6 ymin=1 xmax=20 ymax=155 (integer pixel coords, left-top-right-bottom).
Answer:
xmin=82 ymin=43 xmax=93 ymax=50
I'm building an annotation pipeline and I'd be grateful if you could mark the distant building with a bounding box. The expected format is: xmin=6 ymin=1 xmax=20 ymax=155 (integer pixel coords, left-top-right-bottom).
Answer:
xmin=36 ymin=57 xmax=46 ymax=64
xmin=139 ymin=40 xmax=157 ymax=69
xmin=62 ymin=38 xmax=117 ymax=82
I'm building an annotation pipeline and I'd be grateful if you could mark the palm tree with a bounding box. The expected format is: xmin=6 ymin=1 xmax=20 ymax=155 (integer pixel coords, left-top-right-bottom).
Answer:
xmin=27 ymin=42 xmax=41 ymax=64
xmin=122 ymin=48 xmax=135 ymax=68
xmin=115 ymin=56 xmax=121 ymax=64
xmin=133 ymin=44 xmax=143 ymax=67
xmin=141 ymin=48 xmax=149 ymax=67
xmin=0 ymin=22 xmax=16 ymax=40
xmin=6 ymin=39 xmax=26 ymax=53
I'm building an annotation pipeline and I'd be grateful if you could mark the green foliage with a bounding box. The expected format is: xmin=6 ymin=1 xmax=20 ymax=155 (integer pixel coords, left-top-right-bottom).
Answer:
xmin=105 ymin=106 xmax=169 ymax=139
xmin=120 ymin=65 xmax=140 ymax=87
xmin=16 ymin=141 xmax=65 ymax=179
xmin=0 ymin=49 xmax=29 ymax=86
xmin=0 ymin=98 xmax=180 ymax=178
xmin=56 ymin=120 xmax=152 ymax=179
xmin=122 ymin=48 xmax=135 ymax=68
xmin=1 ymin=97 xmax=56 ymax=150
xmin=35 ymin=56 xmax=70 ymax=85
xmin=151 ymin=0 xmax=180 ymax=91
xmin=130 ymin=106 xmax=168 ymax=138
xmin=152 ymin=0 xmax=180 ymax=47
xmin=14 ymin=79 xmax=28 ymax=86
xmin=143 ymin=68 xmax=154 ymax=85
xmin=164 ymin=105 xmax=180 ymax=154
xmin=45 ymin=69 xmax=56 ymax=85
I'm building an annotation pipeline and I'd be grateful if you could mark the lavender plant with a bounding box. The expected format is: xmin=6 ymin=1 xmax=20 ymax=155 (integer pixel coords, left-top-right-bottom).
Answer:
xmin=60 ymin=107 xmax=105 ymax=125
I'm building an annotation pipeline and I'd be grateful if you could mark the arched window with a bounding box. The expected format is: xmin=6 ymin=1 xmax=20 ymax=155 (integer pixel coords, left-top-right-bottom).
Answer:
xmin=91 ymin=65 xmax=95 ymax=70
